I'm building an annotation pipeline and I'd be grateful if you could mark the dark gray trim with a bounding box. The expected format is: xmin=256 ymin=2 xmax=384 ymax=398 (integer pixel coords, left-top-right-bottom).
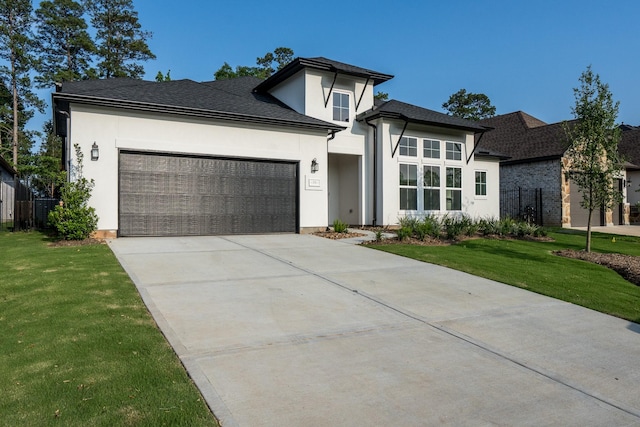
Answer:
xmin=391 ymin=120 xmax=409 ymax=158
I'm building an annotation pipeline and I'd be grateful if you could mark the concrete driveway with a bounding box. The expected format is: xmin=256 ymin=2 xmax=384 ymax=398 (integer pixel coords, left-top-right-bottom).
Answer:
xmin=108 ymin=234 xmax=640 ymax=426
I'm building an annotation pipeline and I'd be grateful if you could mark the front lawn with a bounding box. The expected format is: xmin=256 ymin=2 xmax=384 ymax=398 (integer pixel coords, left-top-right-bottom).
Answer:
xmin=370 ymin=229 xmax=640 ymax=323
xmin=0 ymin=231 xmax=218 ymax=426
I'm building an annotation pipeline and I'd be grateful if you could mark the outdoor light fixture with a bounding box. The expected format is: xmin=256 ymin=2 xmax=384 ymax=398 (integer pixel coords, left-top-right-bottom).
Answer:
xmin=91 ymin=142 xmax=99 ymax=161
xmin=311 ymin=158 xmax=319 ymax=173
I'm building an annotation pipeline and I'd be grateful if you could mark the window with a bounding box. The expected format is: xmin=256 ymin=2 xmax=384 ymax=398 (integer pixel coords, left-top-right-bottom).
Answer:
xmin=333 ymin=92 xmax=350 ymax=122
xmin=446 ymin=142 xmax=462 ymax=160
xmin=399 ymin=137 xmax=418 ymax=157
xmin=423 ymin=165 xmax=440 ymax=210
xmin=446 ymin=167 xmax=462 ymax=210
xmin=475 ymin=171 xmax=487 ymax=196
xmin=399 ymin=164 xmax=417 ymax=210
xmin=423 ymin=139 xmax=440 ymax=159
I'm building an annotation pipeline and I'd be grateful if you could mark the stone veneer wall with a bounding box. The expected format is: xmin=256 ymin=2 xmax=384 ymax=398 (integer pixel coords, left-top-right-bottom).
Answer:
xmin=500 ymin=159 xmax=563 ymax=226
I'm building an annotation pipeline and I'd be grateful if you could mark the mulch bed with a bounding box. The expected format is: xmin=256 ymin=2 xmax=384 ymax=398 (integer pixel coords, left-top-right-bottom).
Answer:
xmin=554 ymin=250 xmax=640 ymax=287
xmin=312 ymin=231 xmax=366 ymax=240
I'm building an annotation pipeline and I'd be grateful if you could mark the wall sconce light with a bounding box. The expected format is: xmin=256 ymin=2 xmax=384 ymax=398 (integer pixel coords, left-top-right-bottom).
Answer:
xmin=91 ymin=142 xmax=99 ymax=161
xmin=311 ymin=158 xmax=319 ymax=173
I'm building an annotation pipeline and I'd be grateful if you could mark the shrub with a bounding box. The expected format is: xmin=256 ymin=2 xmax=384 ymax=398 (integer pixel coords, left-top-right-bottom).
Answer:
xmin=442 ymin=215 xmax=466 ymax=240
xmin=333 ymin=218 xmax=349 ymax=233
xmin=48 ymin=145 xmax=99 ymax=240
xmin=374 ymin=229 xmax=383 ymax=242
xmin=396 ymin=227 xmax=412 ymax=241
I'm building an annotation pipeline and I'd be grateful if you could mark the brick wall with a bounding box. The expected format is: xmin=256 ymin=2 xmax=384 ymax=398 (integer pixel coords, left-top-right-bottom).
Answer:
xmin=500 ymin=159 xmax=563 ymax=226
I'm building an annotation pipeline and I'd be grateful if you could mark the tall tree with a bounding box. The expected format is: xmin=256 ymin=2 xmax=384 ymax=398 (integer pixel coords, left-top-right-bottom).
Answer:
xmin=34 ymin=0 xmax=96 ymax=88
xmin=442 ymin=89 xmax=496 ymax=121
xmin=21 ymin=121 xmax=65 ymax=197
xmin=564 ymin=66 xmax=622 ymax=252
xmin=214 ymin=47 xmax=294 ymax=80
xmin=85 ymin=0 xmax=155 ymax=79
xmin=0 ymin=0 xmax=44 ymax=169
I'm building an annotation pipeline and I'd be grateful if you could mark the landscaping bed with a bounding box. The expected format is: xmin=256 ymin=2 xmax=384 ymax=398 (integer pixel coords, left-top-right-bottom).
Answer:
xmin=555 ymin=250 xmax=640 ymax=287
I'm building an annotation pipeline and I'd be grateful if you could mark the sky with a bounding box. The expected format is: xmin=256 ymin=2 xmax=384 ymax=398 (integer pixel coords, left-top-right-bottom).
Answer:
xmin=29 ymin=0 xmax=640 ymax=136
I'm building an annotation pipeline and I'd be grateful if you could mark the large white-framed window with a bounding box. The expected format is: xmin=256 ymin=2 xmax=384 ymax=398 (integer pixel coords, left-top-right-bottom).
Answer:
xmin=333 ymin=92 xmax=350 ymax=122
xmin=475 ymin=170 xmax=487 ymax=197
xmin=446 ymin=141 xmax=462 ymax=161
xmin=423 ymin=139 xmax=440 ymax=159
xmin=399 ymin=163 xmax=418 ymax=210
xmin=423 ymin=165 xmax=440 ymax=210
xmin=446 ymin=167 xmax=462 ymax=210
xmin=399 ymin=137 xmax=418 ymax=157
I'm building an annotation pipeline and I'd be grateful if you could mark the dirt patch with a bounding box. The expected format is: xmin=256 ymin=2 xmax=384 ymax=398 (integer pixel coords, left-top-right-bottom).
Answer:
xmin=554 ymin=250 xmax=640 ymax=286
xmin=48 ymin=238 xmax=105 ymax=247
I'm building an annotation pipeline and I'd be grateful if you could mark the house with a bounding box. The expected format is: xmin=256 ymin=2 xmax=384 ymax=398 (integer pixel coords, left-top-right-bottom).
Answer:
xmin=477 ymin=111 xmax=631 ymax=227
xmin=52 ymin=57 xmax=501 ymax=238
xmin=0 ymin=155 xmax=16 ymax=226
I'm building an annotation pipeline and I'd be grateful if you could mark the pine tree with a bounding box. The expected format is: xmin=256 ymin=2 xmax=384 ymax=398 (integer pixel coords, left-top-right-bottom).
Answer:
xmin=0 ymin=0 xmax=44 ymax=169
xmin=85 ymin=0 xmax=155 ymax=79
xmin=34 ymin=0 xmax=96 ymax=88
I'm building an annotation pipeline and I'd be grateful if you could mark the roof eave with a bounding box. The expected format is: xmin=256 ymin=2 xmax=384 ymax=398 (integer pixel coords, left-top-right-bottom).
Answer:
xmin=357 ymin=110 xmax=487 ymax=133
xmin=52 ymin=92 xmax=345 ymax=133
xmin=255 ymin=57 xmax=394 ymax=93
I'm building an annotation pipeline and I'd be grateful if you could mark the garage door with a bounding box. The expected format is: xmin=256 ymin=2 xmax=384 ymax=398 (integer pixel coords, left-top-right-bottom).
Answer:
xmin=119 ymin=152 xmax=298 ymax=236
xmin=569 ymin=180 xmax=603 ymax=227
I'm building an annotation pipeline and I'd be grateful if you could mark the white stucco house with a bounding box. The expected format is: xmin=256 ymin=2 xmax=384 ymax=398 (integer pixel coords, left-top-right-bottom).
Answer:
xmin=52 ymin=57 xmax=501 ymax=238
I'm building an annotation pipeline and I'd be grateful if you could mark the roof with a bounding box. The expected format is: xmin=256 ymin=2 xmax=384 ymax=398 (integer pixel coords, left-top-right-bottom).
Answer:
xmin=255 ymin=56 xmax=394 ymax=92
xmin=618 ymin=126 xmax=640 ymax=169
xmin=357 ymin=99 xmax=488 ymax=132
xmin=53 ymin=77 xmax=345 ymax=133
xmin=477 ymin=111 xmax=571 ymax=164
xmin=0 ymin=155 xmax=16 ymax=176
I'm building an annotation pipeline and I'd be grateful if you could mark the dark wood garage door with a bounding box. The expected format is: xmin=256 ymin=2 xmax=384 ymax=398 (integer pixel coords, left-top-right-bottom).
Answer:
xmin=119 ymin=152 xmax=298 ymax=236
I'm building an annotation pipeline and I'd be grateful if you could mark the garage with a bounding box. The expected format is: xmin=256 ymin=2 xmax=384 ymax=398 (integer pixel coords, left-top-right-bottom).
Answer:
xmin=119 ymin=151 xmax=298 ymax=236
xmin=569 ymin=180 xmax=603 ymax=227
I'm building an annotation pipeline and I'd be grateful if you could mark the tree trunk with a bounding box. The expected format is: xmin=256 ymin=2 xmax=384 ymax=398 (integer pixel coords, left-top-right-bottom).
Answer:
xmin=586 ymin=209 xmax=592 ymax=253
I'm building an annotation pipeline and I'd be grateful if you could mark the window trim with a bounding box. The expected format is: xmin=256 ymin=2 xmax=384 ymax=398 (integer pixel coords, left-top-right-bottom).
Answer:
xmin=423 ymin=164 xmax=440 ymax=211
xmin=445 ymin=141 xmax=463 ymax=161
xmin=399 ymin=137 xmax=418 ymax=157
xmin=475 ymin=170 xmax=487 ymax=198
xmin=446 ymin=166 xmax=462 ymax=211
xmin=332 ymin=91 xmax=350 ymax=122
xmin=399 ymin=163 xmax=418 ymax=211
xmin=423 ymin=138 xmax=440 ymax=159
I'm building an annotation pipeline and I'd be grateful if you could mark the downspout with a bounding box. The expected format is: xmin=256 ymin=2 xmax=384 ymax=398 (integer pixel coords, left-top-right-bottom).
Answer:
xmin=365 ymin=118 xmax=378 ymax=226
xmin=58 ymin=110 xmax=71 ymax=181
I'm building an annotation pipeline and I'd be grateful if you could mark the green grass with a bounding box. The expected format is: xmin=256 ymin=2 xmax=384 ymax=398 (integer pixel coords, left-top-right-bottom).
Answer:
xmin=0 ymin=231 xmax=218 ymax=426
xmin=371 ymin=228 xmax=640 ymax=323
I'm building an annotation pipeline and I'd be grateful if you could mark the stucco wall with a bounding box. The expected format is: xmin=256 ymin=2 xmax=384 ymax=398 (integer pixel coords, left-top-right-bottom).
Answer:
xmin=70 ymin=104 xmax=330 ymax=234
xmin=375 ymin=121 xmax=499 ymax=226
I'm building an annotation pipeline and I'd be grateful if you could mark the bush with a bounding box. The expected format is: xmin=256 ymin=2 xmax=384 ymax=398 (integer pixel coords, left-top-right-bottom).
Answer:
xmin=48 ymin=145 xmax=98 ymax=240
xmin=396 ymin=227 xmax=412 ymax=241
xmin=333 ymin=218 xmax=349 ymax=233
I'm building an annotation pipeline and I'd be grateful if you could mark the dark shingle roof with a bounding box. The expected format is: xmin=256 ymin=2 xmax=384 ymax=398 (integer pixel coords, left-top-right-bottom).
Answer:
xmin=477 ymin=111 xmax=570 ymax=163
xmin=0 ymin=155 xmax=16 ymax=176
xmin=357 ymin=99 xmax=487 ymax=132
xmin=619 ymin=126 xmax=640 ymax=169
xmin=54 ymin=77 xmax=344 ymax=132
xmin=255 ymin=56 xmax=394 ymax=92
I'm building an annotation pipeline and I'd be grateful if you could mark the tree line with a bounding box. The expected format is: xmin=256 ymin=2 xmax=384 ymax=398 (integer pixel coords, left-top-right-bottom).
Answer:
xmin=0 ymin=0 xmax=154 ymax=197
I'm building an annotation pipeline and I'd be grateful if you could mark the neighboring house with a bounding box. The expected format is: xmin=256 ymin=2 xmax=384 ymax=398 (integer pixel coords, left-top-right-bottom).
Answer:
xmin=478 ymin=111 xmax=631 ymax=227
xmin=619 ymin=125 xmax=640 ymax=220
xmin=52 ymin=57 xmax=501 ymax=238
xmin=0 ymin=155 xmax=16 ymax=225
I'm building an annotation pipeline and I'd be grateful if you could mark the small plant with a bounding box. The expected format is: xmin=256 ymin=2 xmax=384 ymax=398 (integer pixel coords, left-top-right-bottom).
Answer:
xmin=374 ymin=229 xmax=383 ymax=242
xmin=48 ymin=144 xmax=98 ymax=240
xmin=333 ymin=218 xmax=349 ymax=233
xmin=396 ymin=227 xmax=412 ymax=241
xmin=442 ymin=214 xmax=466 ymax=240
